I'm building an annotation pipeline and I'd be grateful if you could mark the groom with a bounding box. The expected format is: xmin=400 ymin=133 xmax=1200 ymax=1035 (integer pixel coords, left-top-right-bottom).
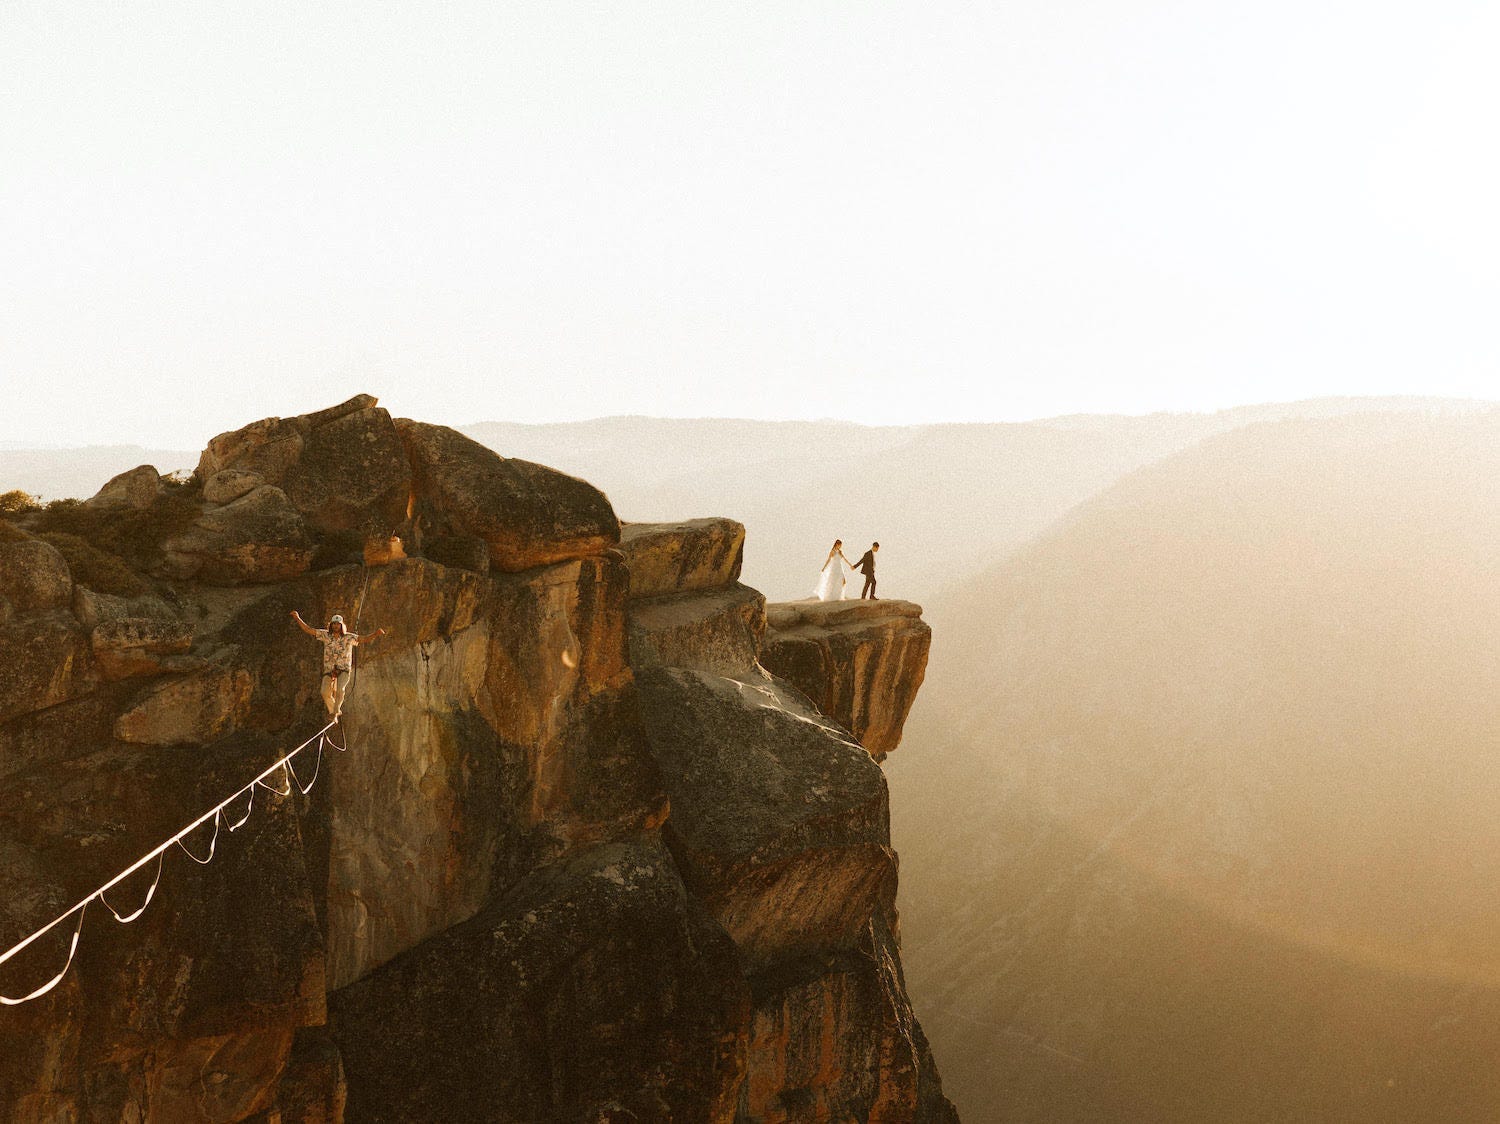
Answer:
xmin=854 ymin=542 xmax=879 ymax=599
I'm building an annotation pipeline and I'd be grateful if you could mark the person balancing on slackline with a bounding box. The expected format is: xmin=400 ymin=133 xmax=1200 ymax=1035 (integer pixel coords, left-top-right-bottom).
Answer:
xmin=290 ymin=610 xmax=386 ymax=719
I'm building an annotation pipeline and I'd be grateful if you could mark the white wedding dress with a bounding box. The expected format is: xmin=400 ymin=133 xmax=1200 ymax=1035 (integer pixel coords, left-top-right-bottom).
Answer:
xmin=813 ymin=556 xmax=848 ymax=601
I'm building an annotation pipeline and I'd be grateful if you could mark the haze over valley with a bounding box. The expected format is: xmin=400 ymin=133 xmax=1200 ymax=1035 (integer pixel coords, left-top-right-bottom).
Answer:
xmin=8 ymin=395 xmax=1500 ymax=1119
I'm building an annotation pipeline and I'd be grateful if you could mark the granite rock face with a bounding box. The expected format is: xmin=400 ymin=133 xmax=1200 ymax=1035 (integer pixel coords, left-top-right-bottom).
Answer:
xmin=635 ymin=665 xmax=896 ymax=974
xmin=0 ymin=538 xmax=73 ymax=614
xmin=163 ymin=484 xmax=318 ymax=584
xmin=397 ymin=419 xmax=620 ymax=573
xmin=0 ymin=611 xmax=94 ymax=724
xmin=331 ymin=841 xmax=749 ymax=1124
xmin=620 ymin=517 xmax=745 ymax=598
xmin=171 ymin=396 xmax=413 ymax=581
xmin=85 ymin=465 xmax=164 ymax=512
xmin=625 ymin=521 xmax=953 ymax=1121
xmin=761 ymin=599 xmax=933 ymax=760
xmin=0 ymin=405 xmax=950 ymax=1123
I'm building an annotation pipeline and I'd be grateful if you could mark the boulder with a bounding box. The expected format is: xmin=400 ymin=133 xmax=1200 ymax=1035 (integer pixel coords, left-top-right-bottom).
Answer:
xmin=279 ymin=407 xmax=411 ymax=536
xmin=0 ymin=539 xmax=73 ymax=614
xmin=760 ymin=599 xmax=932 ymax=760
xmin=626 ymin=571 xmax=905 ymax=980
xmin=70 ymin=586 xmax=130 ymax=629
xmin=91 ymin=616 xmax=194 ymax=681
xmin=360 ymin=534 xmax=406 ymax=567
xmin=302 ymin=392 xmax=380 ymax=429
xmin=84 ymin=464 xmax=162 ymax=511
xmin=71 ymin=589 xmax=194 ymax=681
xmin=162 ymin=485 xmax=316 ymax=584
xmin=627 ymin=583 xmax=766 ymax=675
xmin=0 ymin=613 xmax=95 ymax=724
xmin=203 ymin=468 xmax=263 ymax=505
xmin=635 ymin=666 xmax=895 ymax=973
xmin=621 ymin=518 xmax=744 ymax=598
xmin=114 ymin=661 xmax=253 ymax=744
xmin=198 ymin=417 xmax=306 ymax=483
xmin=330 ymin=842 xmax=750 ymax=1124
xmin=198 ymin=397 xmax=409 ymax=538
xmin=396 ymin=419 xmax=620 ymax=572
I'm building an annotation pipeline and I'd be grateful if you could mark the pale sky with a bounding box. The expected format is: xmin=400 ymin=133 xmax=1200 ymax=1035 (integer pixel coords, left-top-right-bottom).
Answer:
xmin=3 ymin=1 xmax=1499 ymax=447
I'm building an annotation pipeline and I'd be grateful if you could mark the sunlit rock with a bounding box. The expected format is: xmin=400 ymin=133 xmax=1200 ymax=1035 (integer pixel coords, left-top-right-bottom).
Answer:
xmin=620 ymin=516 xmax=745 ymax=598
xmin=84 ymin=464 xmax=163 ymax=512
xmin=761 ymin=598 xmax=932 ymax=760
xmin=0 ymin=538 xmax=73 ymax=614
xmin=0 ymin=397 xmax=951 ymax=1121
xmin=396 ymin=418 xmax=619 ymax=572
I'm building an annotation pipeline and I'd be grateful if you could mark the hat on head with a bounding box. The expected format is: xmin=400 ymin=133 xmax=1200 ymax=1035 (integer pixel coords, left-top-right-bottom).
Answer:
xmin=330 ymin=614 xmax=345 ymax=626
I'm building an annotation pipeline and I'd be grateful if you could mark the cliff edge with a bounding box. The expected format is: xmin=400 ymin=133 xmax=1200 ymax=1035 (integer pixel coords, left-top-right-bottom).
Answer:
xmin=761 ymin=600 xmax=931 ymax=762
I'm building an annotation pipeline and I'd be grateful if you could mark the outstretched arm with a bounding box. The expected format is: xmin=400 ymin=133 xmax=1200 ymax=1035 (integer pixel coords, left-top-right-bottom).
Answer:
xmin=289 ymin=611 xmax=320 ymax=637
xmin=355 ymin=627 xmax=388 ymax=646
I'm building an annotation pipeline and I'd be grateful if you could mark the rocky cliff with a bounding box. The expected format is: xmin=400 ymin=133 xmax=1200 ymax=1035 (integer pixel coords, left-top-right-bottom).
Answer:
xmin=760 ymin=601 xmax=931 ymax=763
xmin=0 ymin=396 xmax=953 ymax=1123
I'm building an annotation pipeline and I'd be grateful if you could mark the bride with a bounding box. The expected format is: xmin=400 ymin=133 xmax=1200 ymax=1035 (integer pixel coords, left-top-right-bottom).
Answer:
xmin=813 ymin=539 xmax=854 ymax=601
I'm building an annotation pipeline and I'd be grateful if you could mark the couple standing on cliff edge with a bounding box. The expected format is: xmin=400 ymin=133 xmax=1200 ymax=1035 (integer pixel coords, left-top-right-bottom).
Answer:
xmin=813 ymin=541 xmax=879 ymax=602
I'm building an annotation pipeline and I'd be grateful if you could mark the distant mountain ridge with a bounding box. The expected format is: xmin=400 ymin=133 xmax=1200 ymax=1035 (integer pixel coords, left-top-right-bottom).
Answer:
xmin=0 ymin=445 xmax=197 ymax=502
xmin=463 ymin=397 xmax=1493 ymax=601
xmin=17 ymin=398 xmax=1489 ymax=603
xmin=885 ymin=407 xmax=1500 ymax=1120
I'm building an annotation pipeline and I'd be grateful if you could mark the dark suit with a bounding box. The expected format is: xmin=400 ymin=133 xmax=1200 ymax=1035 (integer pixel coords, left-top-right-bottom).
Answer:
xmin=855 ymin=550 xmax=877 ymax=599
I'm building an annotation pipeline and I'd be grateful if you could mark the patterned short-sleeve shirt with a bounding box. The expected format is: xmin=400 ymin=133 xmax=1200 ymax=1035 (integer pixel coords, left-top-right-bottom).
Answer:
xmin=314 ymin=628 xmax=360 ymax=674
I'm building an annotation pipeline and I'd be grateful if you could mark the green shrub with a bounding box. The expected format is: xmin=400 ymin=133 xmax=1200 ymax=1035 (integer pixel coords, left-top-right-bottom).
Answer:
xmin=34 ymin=497 xmax=84 ymax=526
xmin=0 ymin=490 xmax=39 ymax=515
xmin=38 ymin=532 xmax=148 ymax=597
xmin=31 ymin=485 xmax=201 ymax=569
